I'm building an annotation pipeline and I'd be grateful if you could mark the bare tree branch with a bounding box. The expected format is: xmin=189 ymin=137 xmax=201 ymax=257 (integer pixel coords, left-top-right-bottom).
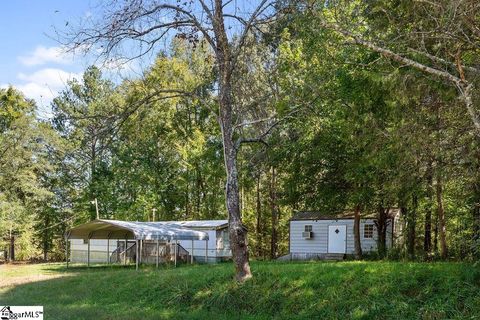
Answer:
xmin=320 ymin=21 xmax=480 ymax=134
xmin=407 ymin=48 xmax=480 ymax=74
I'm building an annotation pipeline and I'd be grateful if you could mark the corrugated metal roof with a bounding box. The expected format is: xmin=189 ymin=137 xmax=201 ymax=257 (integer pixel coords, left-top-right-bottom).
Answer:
xmin=291 ymin=209 xmax=400 ymax=221
xmin=67 ymin=219 xmax=209 ymax=241
xmin=162 ymin=220 xmax=228 ymax=229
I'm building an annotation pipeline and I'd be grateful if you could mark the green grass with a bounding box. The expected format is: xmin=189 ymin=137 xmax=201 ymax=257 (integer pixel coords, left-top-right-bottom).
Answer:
xmin=1 ymin=261 xmax=480 ymax=319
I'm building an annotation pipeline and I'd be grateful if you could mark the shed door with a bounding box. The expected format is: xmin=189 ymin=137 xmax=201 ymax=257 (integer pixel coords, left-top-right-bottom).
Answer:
xmin=328 ymin=225 xmax=347 ymax=253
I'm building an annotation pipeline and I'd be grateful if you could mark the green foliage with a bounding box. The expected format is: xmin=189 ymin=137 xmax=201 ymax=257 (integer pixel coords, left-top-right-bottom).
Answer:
xmin=0 ymin=87 xmax=59 ymax=260
xmin=4 ymin=1 xmax=480 ymax=263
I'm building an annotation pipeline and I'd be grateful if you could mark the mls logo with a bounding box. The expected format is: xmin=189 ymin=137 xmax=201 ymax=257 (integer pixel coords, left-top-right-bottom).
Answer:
xmin=0 ymin=306 xmax=12 ymax=320
xmin=0 ymin=306 xmax=43 ymax=319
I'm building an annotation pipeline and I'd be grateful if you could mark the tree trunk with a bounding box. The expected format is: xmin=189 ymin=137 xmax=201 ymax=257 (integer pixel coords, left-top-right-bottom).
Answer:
xmin=408 ymin=196 xmax=418 ymax=259
xmin=90 ymin=136 xmax=98 ymax=220
xmin=214 ymin=0 xmax=251 ymax=281
xmin=403 ymin=203 xmax=416 ymax=260
xmin=474 ymin=200 xmax=480 ymax=258
xmin=424 ymin=161 xmax=433 ymax=256
xmin=223 ymin=139 xmax=251 ymax=281
xmin=433 ymin=210 xmax=439 ymax=254
xmin=9 ymin=235 xmax=15 ymax=262
xmin=436 ymin=173 xmax=448 ymax=259
xmin=353 ymin=205 xmax=362 ymax=260
xmin=43 ymin=215 xmax=49 ymax=261
xmin=460 ymin=83 xmax=480 ymax=135
xmin=256 ymin=173 xmax=262 ymax=258
xmin=376 ymin=206 xmax=388 ymax=258
xmin=185 ymin=169 xmax=190 ymax=219
xmin=270 ymin=166 xmax=279 ymax=260
xmin=472 ymin=144 xmax=480 ymax=258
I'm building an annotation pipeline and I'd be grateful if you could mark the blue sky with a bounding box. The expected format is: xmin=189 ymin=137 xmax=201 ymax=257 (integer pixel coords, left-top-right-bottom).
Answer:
xmin=0 ymin=1 xmax=263 ymax=118
xmin=0 ymin=1 xmax=136 ymax=118
xmin=0 ymin=1 xmax=92 ymax=117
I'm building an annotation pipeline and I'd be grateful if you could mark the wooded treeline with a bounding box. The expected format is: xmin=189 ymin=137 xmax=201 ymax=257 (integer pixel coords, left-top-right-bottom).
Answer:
xmin=1 ymin=0 xmax=480 ymax=267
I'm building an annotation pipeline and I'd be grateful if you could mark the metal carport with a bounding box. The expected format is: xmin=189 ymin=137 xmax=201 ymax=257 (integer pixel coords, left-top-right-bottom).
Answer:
xmin=65 ymin=219 xmax=209 ymax=270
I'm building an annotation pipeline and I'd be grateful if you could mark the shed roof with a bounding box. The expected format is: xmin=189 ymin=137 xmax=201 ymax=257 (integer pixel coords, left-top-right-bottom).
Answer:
xmin=67 ymin=219 xmax=209 ymax=241
xmin=291 ymin=209 xmax=400 ymax=221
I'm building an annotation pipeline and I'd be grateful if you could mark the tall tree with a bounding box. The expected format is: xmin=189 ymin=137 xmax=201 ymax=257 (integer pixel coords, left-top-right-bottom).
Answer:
xmin=63 ymin=0 xmax=280 ymax=281
xmin=52 ymin=66 xmax=121 ymax=221
xmin=0 ymin=87 xmax=57 ymax=261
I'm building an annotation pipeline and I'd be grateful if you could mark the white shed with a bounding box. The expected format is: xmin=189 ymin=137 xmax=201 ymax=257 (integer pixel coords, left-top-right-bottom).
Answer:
xmin=288 ymin=210 xmax=399 ymax=260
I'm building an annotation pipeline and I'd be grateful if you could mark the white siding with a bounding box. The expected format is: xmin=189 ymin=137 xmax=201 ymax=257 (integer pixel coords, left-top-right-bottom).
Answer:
xmin=178 ymin=230 xmax=217 ymax=258
xmin=290 ymin=219 xmax=393 ymax=255
xmin=179 ymin=228 xmax=231 ymax=259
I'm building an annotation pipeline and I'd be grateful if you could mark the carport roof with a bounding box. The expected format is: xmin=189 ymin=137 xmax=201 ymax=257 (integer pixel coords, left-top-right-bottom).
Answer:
xmin=162 ymin=220 xmax=228 ymax=230
xmin=67 ymin=219 xmax=209 ymax=241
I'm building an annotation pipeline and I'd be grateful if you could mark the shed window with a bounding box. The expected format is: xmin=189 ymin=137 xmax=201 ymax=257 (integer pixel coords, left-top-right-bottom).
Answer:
xmin=364 ymin=224 xmax=374 ymax=239
xmin=304 ymin=225 xmax=312 ymax=232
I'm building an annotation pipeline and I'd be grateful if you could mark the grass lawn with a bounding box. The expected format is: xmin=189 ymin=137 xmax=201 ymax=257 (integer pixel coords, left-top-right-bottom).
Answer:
xmin=1 ymin=261 xmax=479 ymax=319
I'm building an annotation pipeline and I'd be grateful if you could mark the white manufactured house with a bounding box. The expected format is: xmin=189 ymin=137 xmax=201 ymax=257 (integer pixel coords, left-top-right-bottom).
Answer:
xmin=167 ymin=220 xmax=231 ymax=262
xmin=68 ymin=219 xmax=231 ymax=266
xmin=287 ymin=210 xmax=400 ymax=260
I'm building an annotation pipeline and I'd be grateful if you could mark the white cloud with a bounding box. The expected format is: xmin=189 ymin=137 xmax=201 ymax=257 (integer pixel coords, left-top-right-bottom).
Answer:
xmin=18 ymin=68 xmax=80 ymax=90
xmin=10 ymin=68 xmax=81 ymax=112
xmin=15 ymin=82 xmax=55 ymax=103
xmin=18 ymin=46 xmax=73 ymax=67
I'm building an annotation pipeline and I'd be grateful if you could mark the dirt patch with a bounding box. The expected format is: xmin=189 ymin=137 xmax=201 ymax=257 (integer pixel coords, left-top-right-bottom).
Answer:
xmin=0 ymin=264 xmax=71 ymax=288
xmin=0 ymin=273 xmax=66 ymax=288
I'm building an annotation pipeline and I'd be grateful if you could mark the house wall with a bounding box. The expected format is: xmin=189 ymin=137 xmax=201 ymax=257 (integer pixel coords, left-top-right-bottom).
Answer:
xmin=177 ymin=227 xmax=231 ymax=262
xmin=289 ymin=219 xmax=393 ymax=255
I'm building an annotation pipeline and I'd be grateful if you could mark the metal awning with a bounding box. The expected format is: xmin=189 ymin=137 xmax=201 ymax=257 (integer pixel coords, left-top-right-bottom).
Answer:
xmin=67 ymin=219 xmax=209 ymax=241
xmin=162 ymin=220 xmax=228 ymax=230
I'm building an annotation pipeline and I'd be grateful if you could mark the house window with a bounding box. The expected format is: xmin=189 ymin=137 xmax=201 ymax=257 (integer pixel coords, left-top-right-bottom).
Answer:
xmin=223 ymin=230 xmax=230 ymax=249
xmin=218 ymin=229 xmax=230 ymax=250
xmin=304 ymin=225 xmax=312 ymax=232
xmin=364 ymin=224 xmax=374 ymax=239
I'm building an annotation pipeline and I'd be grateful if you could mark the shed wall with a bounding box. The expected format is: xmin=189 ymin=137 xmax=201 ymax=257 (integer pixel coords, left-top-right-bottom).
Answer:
xmin=289 ymin=219 xmax=393 ymax=254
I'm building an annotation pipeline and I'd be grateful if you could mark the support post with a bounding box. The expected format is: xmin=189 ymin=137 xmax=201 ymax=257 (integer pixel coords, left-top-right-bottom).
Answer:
xmin=205 ymin=239 xmax=208 ymax=264
xmin=174 ymin=240 xmax=177 ymax=267
xmin=156 ymin=239 xmax=159 ymax=268
xmin=124 ymin=236 xmax=127 ymax=266
xmin=106 ymin=234 xmax=110 ymax=265
xmin=65 ymin=236 xmax=69 ymax=268
xmin=139 ymin=239 xmax=142 ymax=265
xmin=94 ymin=198 xmax=99 ymax=219
xmin=191 ymin=240 xmax=194 ymax=264
xmin=87 ymin=237 xmax=90 ymax=267
xmin=136 ymin=239 xmax=139 ymax=271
